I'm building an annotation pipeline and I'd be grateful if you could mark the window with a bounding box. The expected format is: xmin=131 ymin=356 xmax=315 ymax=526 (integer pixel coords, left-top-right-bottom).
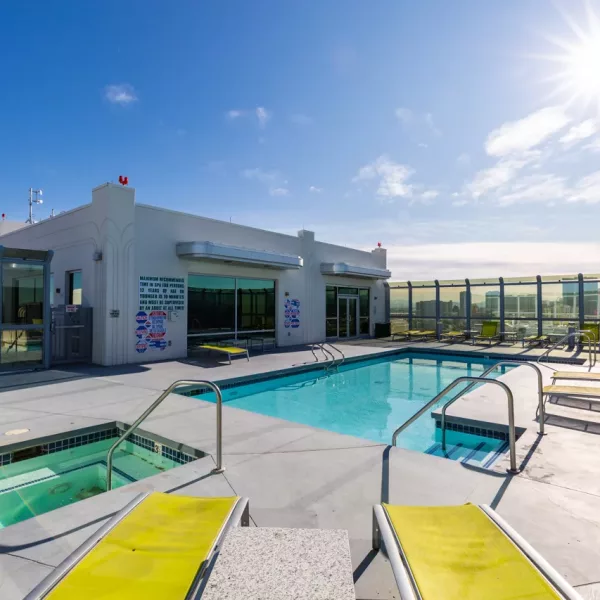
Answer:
xmin=67 ymin=271 xmax=82 ymax=305
xmin=326 ymin=286 xmax=338 ymax=336
xmin=470 ymin=286 xmax=500 ymax=318
xmin=359 ymin=288 xmax=369 ymax=334
xmin=2 ymin=263 xmax=44 ymax=324
xmin=237 ymin=278 xmax=275 ymax=331
xmin=187 ymin=275 xmax=275 ymax=339
xmin=412 ymin=287 xmax=436 ymax=318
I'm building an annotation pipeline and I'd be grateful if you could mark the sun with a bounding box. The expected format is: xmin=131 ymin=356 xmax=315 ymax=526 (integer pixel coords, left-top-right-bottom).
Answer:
xmin=536 ymin=2 xmax=600 ymax=112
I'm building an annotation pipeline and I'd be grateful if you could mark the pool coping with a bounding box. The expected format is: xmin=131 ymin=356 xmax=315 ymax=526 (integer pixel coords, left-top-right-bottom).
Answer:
xmin=177 ymin=345 xmax=582 ymax=397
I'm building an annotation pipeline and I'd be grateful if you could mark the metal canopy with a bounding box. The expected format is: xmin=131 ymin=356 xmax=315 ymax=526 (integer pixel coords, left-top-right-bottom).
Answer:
xmin=320 ymin=262 xmax=391 ymax=279
xmin=176 ymin=241 xmax=303 ymax=270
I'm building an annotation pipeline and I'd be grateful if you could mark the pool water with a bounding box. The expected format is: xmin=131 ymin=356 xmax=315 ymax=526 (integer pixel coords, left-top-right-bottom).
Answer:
xmin=0 ymin=438 xmax=183 ymax=528
xmin=194 ymin=352 xmax=513 ymax=467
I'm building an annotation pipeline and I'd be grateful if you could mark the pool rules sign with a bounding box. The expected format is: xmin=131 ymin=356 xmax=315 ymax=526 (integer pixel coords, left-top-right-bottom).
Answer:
xmin=135 ymin=276 xmax=185 ymax=353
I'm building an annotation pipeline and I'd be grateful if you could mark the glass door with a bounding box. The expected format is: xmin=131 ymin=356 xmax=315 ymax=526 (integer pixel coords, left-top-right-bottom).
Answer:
xmin=338 ymin=296 xmax=359 ymax=338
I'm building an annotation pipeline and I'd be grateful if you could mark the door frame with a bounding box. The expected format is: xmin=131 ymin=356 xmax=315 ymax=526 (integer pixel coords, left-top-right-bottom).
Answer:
xmin=337 ymin=294 xmax=360 ymax=338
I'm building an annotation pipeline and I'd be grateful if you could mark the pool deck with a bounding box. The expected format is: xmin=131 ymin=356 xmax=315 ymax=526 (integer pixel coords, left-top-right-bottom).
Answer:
xmin=0 ymin=341 xmax=600 ymax=599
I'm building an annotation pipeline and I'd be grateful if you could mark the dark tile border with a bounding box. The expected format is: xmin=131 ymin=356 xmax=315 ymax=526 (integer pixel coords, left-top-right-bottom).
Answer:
xmin=0 ymin=423 xmax=203 ymax=467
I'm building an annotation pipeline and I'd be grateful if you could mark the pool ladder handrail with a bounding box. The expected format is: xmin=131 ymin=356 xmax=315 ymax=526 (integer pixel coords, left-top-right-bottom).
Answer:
xmin=391 ymin=375 xmax=519 ymax=473
xmin=440 ymin=361 xmax=544 ymax=451
xmin=106 ymin=379 xmax=224 ymax=491
xmin=323 ymin=342 xmax=345 ymax=372
xmin=537 ymin=331 xmax=596 ymax=370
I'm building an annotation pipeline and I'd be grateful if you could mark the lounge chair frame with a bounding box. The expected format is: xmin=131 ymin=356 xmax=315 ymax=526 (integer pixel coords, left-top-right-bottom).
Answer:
xmin=372 ymin=503 xmax=582 ymax=600
xmin=200 ymin=344 xmax=250 ymax=364
xmin=25 ymin=493 xmax=250 ymax=599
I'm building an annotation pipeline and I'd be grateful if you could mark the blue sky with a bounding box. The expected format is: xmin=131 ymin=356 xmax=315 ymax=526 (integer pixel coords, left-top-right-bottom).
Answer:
xmin=1 ymin=1 xmax=600 ymax=279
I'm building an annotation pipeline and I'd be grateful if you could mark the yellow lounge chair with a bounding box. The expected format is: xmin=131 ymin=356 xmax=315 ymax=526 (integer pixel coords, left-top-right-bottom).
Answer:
xmin=372 ymin=503 xmax=581 ymax=600
xmin=199 ymin=344 xmax=250 ymax=364
xmin=440 ymin=330 xmax=466 ymax=343
xmin=26 ymin=492 xmax=249 ymax=600
xmin=522 ymin=334 xmax=550 ymax=348
xmin=471 ymin=321 xmax=501 ymax=346
xmin=543 ymin=384 xmax=600 ymax=403
xmin=551 ymin=371 xmax=600 ymax=383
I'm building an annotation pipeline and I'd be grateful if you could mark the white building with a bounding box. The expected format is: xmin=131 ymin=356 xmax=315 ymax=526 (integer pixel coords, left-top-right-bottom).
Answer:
xmin=0 ymin=183 xmax=390 ymax=366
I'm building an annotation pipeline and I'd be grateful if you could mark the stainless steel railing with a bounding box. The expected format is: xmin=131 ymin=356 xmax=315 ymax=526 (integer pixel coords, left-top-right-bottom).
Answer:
xmin=106 ymin=379 xmax=224 ymax=491
xmin=537 ymin=331 xmax=596 ymax=370
xmin=440 ymin=361 xmax=544 ymax=450
xmin=323 ymin=342 xmax=345 ymax=372
xmin=391 ymin=376 xmax=519 ymax=473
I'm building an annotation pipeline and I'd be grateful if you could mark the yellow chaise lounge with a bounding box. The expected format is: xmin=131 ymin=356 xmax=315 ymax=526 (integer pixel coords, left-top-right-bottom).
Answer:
xmin=373 ymin=503 xmax=581 ymax=599
xmin=199 ymin=344 xmax=250 ymax=364
xmin=26 ymin=492 xmax=249 ymax=600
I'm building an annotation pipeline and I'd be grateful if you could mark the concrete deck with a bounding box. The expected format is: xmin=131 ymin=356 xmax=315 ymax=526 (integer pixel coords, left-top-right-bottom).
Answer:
xmin=0 ymin=342 xmax=599 ymax=599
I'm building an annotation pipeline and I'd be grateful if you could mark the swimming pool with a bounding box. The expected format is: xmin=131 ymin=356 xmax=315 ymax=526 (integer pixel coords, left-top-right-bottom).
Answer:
xmin=192 ymin=352 xmax=514 ymax=467
xmin=0 ymin=434 xmax=194 ymax=528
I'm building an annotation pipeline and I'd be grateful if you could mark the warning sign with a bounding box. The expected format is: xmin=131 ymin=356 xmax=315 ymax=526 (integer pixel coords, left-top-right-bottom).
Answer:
xmin=139 ymin=276 xmax=185 ymax=312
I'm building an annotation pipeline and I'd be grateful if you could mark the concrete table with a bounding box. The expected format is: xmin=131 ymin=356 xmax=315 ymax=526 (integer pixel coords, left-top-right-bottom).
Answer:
xmin=201 ymin=527 xmax=356 ymax=600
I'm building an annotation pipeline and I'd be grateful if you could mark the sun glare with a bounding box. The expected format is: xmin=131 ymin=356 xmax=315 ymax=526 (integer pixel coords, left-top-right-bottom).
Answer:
xmin=536 ymin=2 xmax=600 ymax=111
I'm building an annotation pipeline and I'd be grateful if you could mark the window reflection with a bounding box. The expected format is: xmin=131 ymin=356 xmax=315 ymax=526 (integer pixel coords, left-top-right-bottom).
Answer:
xmin=2 ymin=264 xmax=44 ymax=325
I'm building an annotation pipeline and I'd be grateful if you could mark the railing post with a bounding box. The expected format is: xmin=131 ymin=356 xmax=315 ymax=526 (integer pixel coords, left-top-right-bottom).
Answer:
xmin=408 ymin=282 xmax=413 ymax=330
xmin=578 ymin=273 xmax=585 ymax=332
xmin=435 ymin=280 xmax=441 ymax=340
xmin=536 ymin=275 xmax=543 ymax=337
xmin=465 ymin=279 xmax=471 ymax=338
xmin=499 ymin=277 xmax=505 ymax=340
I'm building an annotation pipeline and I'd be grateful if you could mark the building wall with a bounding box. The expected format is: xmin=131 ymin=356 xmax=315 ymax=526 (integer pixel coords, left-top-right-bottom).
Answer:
xmin=0 ymin=183 xmax=389 ymax=366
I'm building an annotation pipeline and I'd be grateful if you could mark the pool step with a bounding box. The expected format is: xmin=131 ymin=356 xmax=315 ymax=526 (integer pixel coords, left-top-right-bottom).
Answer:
xmin=425 ymin=440 xmax=508 ymax=468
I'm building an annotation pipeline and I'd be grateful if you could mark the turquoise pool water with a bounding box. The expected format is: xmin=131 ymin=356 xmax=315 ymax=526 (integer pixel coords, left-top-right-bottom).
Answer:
xmin=193 ymin=352 xmax=513 ymax=467
xmin=0 ymin=438 xmax=183 ymax=528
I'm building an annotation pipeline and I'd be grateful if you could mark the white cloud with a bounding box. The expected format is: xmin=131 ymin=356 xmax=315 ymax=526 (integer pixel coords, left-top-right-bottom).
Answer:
xmin=497 ymin=173 xmax=567 ymax=206
xmin=309 ymin=186 xmax=323 ymax=193
xmin=242 ymin=167 xmax=288 ymax=196
xmin=467 ymin=158 xmax=525 ymax=198
xmin=386 ymin=242 xmax=600 ymax=280
xmin=395 ymin=107 xmax=441 ymax=137
xmin=421 ymin=190 xmax=439 ymax=201
xmin=256 ymin=107 xmax=271 ymax=128
xmin=104 ymin=84 xmax=138 ymax=105
xmin=418 ymin=142 xmax=428 ymax=149
xmin=353 ymin=155 xmax=415 ymax=199
xmin=395 ymin=107 xmax=413 ymax=125
xmin=290 ymin=114 xmax=313 ymax=125
xmin=485 ymin=106 xmax=570 ymax=157
xmin=456 ymin=153 xmax=470 ymax=167
xmin=560 ymin=119 xmax=598 ymax=144
xmin=226 ymin=107 xmax=271 ymax=127
xmin=568 ymin=171 xmax=600 ymax=203
xmin=425 ymin=112 xmax=442 ymax=136
xmin=226 ymin=109 xmax=245 ymax=119
xmin=584 ymin=137 xmax=600 ymax=152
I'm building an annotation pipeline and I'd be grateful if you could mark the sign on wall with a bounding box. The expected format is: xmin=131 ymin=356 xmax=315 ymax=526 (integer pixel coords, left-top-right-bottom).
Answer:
xmin=284 ymin=298 xmax=300 ymax=329
xmin=139 ymin=276 xmax=185 ymax=312
xmin=135 ymin=276 xmax=185 ymax=353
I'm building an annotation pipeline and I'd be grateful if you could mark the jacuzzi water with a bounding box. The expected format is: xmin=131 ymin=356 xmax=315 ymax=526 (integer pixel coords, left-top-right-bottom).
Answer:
xmin=0 ymin=438 xmax=183 ymax=527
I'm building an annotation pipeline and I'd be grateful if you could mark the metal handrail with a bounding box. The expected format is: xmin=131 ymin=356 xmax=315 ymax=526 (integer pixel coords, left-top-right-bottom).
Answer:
xmin=537 ymin=331 xmax=596 ymax=369
xmin=440 ymin=361 xmax=544 ymax=450
xmin=106 ymin=379 xmax=224 ymax=491
xmin=323 ymin=342 xmax=345 ymax=371
xmin=391 ymin=376 xmax=519 ymax=473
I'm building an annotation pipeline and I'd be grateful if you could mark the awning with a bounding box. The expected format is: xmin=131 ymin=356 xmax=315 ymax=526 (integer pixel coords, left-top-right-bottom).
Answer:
xmin=320 ymin=262 xmax=391 ymax=279
xmin=176 ymin=241 xmax=303 ymax=270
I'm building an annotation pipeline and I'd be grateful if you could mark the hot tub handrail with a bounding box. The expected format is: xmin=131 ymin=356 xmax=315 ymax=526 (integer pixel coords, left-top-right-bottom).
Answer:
xmin=106 ymin=379 xmax=224 ymax=490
